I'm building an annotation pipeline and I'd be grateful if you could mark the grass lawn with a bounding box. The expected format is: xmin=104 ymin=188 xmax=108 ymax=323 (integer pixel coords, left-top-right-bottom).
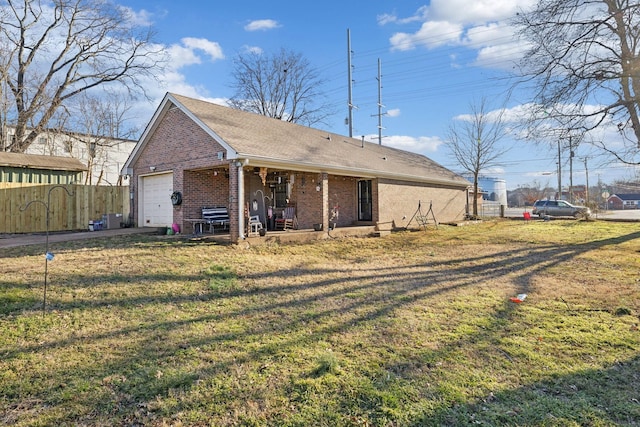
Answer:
xmin=1 ymin=219 xmax=639 ymax=426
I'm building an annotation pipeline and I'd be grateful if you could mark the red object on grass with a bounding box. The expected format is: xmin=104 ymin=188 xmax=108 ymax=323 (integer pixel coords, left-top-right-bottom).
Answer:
xmin=510 ymin=293 xmax=527 ymax=303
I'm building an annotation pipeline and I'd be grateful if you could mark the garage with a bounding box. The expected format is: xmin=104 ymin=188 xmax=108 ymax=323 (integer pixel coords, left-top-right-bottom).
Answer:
xmin=140 ymin=173 xmax=174 ymax=227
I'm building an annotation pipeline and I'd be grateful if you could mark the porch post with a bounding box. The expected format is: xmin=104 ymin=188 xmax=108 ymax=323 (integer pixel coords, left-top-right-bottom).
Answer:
xmin=237 ymin=163 xmax=245 ymax=241
xmin=321 ymin=172 xmax=329 ymax=233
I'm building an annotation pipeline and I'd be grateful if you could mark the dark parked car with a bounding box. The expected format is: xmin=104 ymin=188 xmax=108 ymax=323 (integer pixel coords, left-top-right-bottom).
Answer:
xmin=532 ymin=200 xmax=591 ymax=219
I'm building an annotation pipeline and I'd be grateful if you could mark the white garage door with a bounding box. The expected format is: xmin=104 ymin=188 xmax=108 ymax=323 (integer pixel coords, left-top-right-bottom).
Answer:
xmin=141 ymin=173 xmax=174 ymax=227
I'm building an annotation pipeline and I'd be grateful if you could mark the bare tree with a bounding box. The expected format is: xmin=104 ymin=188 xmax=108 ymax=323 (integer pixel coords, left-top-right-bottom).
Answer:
xmin=0 ymin=26 xmax=11 ymax=150
xmin=446 ymin=98 xmax=510 ymax=217
xmin=513 ymin=0 xmax=640 ymax=161
xmin=228 ymin=48 xmax=332 ymax=127
xmin=60 ymin=91 xmax=138 ymax=184
xmin=0 ymin=0 xmax=163 ymax=153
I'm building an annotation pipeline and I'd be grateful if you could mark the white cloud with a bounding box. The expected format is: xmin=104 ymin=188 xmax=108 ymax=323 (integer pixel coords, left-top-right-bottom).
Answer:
xmin=119 ymin=6 xmax=156 ymax=27
xmin=244 ymin=19 xmax=280 ymax=31
xmin=166 ymin=37 xmax=224 ymax=70
xmin=377 ymin=6 xmax=429 ymax=25
xmin=379 ymin=134 xmax=444 ymax=154
xmin=463 ymin=23 xmax=512 ymax=49
xmin=387 ymin=108 xmax=401 ymax=118
xmin=390 ymin=21 xmax=463 ymax=51
xmin=131 ymin=37 xmax=227 ymax=123
xmin=384 ymin=1 xmax=537 ymax=67
xmin=182 ymin=37 xmax=224 ymax=61
xmin=474 ymin=43 xmax=525 ymax=70
xmin=427 ymin=0 xmax=534 ymax=25
xmin=166 ymin=44 xmax=202 ymax=68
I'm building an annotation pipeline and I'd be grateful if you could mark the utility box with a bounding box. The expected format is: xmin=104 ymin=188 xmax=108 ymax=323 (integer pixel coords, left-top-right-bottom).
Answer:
xmin=102 ymin=213 xmax=123 ymax=229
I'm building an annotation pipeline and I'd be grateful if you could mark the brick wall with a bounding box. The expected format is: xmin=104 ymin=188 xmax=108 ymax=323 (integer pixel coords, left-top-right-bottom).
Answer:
xmin=377 ymin=179 xmax=467 ymax=228
xmin=131 ymin=108 xmax=229 ymax=229
xmin=327 ymin=175 xmax=358 ymax=227
xmin=285 ymin=173 xmax=363 ymax=228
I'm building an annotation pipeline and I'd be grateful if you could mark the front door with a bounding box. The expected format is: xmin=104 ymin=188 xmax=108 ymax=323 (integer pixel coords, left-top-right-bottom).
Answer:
xmin=358 ymin=180 xmax=372 ymax=221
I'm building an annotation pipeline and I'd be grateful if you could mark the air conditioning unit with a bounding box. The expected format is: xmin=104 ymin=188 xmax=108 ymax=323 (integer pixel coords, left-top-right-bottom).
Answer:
xmin=102 ymin=213 xmax=123 ymax=229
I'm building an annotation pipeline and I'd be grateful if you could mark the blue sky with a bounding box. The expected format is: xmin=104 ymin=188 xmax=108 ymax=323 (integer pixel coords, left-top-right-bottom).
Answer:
xmin=117 ymin=0 xmax=638 ymax=190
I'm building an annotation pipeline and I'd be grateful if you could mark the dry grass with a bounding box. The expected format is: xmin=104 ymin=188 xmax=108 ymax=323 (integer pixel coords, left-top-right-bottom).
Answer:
xmin=1 ymin=219 xmax=639 ymax=426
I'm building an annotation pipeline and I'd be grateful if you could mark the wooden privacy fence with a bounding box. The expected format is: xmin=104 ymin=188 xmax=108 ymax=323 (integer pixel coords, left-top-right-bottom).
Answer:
xmin=0 ymin=184 xmax=130 ymax=234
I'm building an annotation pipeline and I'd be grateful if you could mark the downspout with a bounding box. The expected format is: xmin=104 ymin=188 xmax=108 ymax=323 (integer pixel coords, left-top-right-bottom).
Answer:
xmin=237 ymin=163 xmax=245 ymax=240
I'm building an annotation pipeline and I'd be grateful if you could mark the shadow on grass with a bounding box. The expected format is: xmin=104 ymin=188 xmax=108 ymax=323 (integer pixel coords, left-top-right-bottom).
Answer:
xmin=410 ymin=354 xmax=640 ymax=426
xmin=1 ymin=229 xmax=639 ymax=425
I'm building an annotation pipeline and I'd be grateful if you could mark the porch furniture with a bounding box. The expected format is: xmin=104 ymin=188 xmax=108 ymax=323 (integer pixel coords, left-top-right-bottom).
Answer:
xmin=275 ymin=207 xmax=296 ymax=230
xmin=185 ymin=206 xmax=229 ymax=235
xmin=248 ymin=215 xmax=263 ymax=236
xmin=202 ymin=206 xmax=230 ymax=233
xmin=184 ymin=218 xmax=208 ymax=235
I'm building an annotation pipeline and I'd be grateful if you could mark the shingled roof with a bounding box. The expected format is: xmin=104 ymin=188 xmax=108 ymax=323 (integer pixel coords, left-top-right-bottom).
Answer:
xmin=0 ymin=152 xmax=86 ymax=171
xmin=127 ymin=93 xmax=469 ymax=188
xmin=610 ymin=193 xmax=640 ymax=200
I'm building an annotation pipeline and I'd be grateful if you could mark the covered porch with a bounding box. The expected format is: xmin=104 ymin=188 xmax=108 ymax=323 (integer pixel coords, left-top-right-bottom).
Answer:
xmin=179 ymin=162 xmax=377 ymax=243
xmin=189 ymin=223 xmax=380 ymax=246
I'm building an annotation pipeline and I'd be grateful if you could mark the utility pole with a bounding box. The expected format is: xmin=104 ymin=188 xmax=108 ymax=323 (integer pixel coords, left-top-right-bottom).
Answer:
xmin=373 ymin=58 xmax=385 ymax=145
xmin=346 ymin=29 xmax=354 ymax=138
xmin=569 ymin=135 xmax=574 ymax=203
xmin=583 ymin=157 xmax=590 ymax=205
xmin=557 ymin=139 xmax=562 ymax=200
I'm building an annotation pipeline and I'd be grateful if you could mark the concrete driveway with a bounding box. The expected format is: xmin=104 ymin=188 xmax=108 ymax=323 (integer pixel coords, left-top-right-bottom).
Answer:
xmin=0 ymin=227 xmax=158 ymax=250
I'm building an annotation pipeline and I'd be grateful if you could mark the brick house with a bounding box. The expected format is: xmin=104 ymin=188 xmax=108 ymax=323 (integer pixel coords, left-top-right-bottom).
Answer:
xmin=607 ymin=193 xmax=640 ymax=210
xmin=122 ymin=93 xmax=470 ymax=243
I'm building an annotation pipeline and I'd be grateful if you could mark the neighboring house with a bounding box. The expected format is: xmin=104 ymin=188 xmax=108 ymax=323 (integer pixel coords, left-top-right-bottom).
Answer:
xmin=607 ymin=193 xmax=640 ymax=210
xmin=122 ymin=93 xmax=471 ymax=244
xmin=3 ymin=126 xmax=136 ymax=186
xmin=0 ymin=152 xmax=86 ymax=187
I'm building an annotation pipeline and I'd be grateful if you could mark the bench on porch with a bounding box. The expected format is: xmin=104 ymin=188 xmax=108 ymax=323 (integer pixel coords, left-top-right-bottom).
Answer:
xmin=202 ymin=206 xmax=230 ymax=233
xmin=186 ymin=206 xmax=230 ymax=235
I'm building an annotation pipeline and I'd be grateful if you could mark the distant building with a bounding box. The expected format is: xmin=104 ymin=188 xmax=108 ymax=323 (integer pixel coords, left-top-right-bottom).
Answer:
xmin=3 ymin=126 xmax=136 ymax=186
xmin=0 ymin=152 xmax=86 ymax=186
xmin=607 ymin=193 xmax=640 ymax=210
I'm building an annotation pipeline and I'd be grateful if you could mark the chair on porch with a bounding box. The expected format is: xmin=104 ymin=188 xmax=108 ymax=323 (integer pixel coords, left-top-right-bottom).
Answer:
xmin=275 ymin=206 xmax=296 ymax=230
xmin=248 ymin=215 xmax=263 ymax=236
